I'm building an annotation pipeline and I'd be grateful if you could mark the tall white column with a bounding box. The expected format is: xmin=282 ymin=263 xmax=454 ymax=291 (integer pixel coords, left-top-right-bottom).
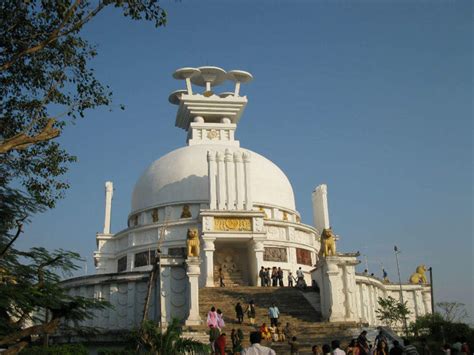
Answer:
xmin=185 ymin=257 xmax=202 ymax=326
xmin=312 ymin=184 xmax=330 ymax=233
xmin=207 ymin=151 xmax=217 ymax=210
xmin=252 ymin=239 xmax=265 ymax=286
xmin=203 ymin=238 xmax=216 ymax=287
xmin=234 ymin=152 xmax=244 ymax=210
xmin=216 ymin=152 xmax=225 ymax=210
xmin=243 ymin=152 xmax=252 ymax=210
xmin=225 ymin=149 xmax=235 ymax=210
xmin=103 ymin=181 xmax=113 ymax=234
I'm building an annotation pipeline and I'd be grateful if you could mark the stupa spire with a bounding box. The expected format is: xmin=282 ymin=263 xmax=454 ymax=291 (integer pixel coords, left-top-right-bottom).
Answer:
xmin=169 ymin=66 xmax=253 ymax=146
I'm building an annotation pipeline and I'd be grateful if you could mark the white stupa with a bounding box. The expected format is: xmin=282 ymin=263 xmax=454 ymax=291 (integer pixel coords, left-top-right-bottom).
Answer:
xmin=63 ymin=66 xmax=432 ymax=336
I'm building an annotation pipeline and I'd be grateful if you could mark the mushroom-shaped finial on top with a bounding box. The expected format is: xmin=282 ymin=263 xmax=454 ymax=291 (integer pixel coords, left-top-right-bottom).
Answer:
xmin=191 ymin=66 xmax=227 ymax=96
xmin=227 ymin=70 xmax=253 ymax=96
xmin=172 ymin=67 xmax=200 ymax=95
xmin=168 ymin=89 xmax=188 ymax=105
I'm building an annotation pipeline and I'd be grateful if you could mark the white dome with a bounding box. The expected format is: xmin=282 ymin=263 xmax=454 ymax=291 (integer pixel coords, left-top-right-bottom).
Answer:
xmin=131 ymin=144 xmax=295 ymax=213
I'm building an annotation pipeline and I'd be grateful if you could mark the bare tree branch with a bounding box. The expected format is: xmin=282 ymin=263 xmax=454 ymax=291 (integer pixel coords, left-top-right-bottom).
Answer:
xmin=0 ymin=219 xmax=24 ymax=258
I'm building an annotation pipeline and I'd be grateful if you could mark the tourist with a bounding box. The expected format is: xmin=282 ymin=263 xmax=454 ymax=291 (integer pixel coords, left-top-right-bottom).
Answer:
xmin=403 ymin=339 xmax=419 ymax=355
xmin=241 ymin=331 xmax=276 ymax=355
xmin=332 ymin=340 xmax=346 ymax=355
xmin=277 ymin=267 xmax=284 ymax=287
xmin=207 ymin=306 xmax=219 ymax=328
xmin=288 ymin=272 xmax=295 ymax=287
xmin=231 ymin=328 xmax=244 ymax=354
xmin=260 ymin=322 xmax=272 ymax=341
xmin=215 ymin=332 xmax=227 ymax=355
xmin=217 ymin=308 xmax=225 ymax=330
xmin=460 ymin=337 xmax=471 ymax=354
xmin=374 ymin=340 xmax=388 ymax=355
xmin=312 ymin=344 xmax=323 ymax=355
xmin=389 ymin=340 xmax=403 ymax=355
xmin=209 ymin=324 xmax=220 ymax=354
xmin=322 ymin=344 xmax=332 ymax=355
xmin=259 ymin=266 xmax=266 ymax=287
xmin=265 ymin=268 xmax=271 ymax=287
xmin=296 ymin=267 xmax=304 ymax=282
xmin=269 ymin=324 xmax=278 ymax=342
xmin=289 ymin=336 xmax=300 ymax=355
xmin=218 ymin=267 xmax=225 ymax=287
xmin=268 ymin=303 xmax=280 ymax=327
xmin=245 ymin=300 xmax=256 ymax=325
xmin=277 ymin=326 xmax=285 ymax=342
xmin=441 ymin=344 xmax=451 ymax=355
xmin=271 ymin=267 xmax=278 ymax=287
xmin=452 ymin=338 xmax=462 ymax=354
xmin=284 ymin=322 xmax=294 ymax=340
xmin=357 ymin=331 xmax=370 ymax=355
xmin=374 ymin=330 xmax=387 ymax=348
xmin=346 ymin=339 xmax=360 ymax=355
xmin=235 ymin=302 xmax=244 ymax=324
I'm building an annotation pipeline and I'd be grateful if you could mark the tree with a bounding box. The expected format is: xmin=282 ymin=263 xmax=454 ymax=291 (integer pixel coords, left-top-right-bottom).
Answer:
xmin=1 ymin=0 xmax=166 ymax=212
xmin=0 ymin=1 xmax=167 ymax=353
xmin=376 ymin=296 xmax=411 ymax=328
xmin=436 ymin=302 xmax=468 ymax=323
xmin=136 ymin=319 xmax=211 ymax=354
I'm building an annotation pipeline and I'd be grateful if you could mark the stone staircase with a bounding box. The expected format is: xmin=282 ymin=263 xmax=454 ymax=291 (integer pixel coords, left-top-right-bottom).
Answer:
xmin=184 ymin=286 xmax=359 ymax=354
xmin=214 ymin=270 xmax=245 ymax=287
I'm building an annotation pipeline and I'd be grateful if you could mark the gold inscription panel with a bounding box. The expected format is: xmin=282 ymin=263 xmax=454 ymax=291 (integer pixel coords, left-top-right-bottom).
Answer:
xmin=214 ymin=217 xmax=252 ymax=231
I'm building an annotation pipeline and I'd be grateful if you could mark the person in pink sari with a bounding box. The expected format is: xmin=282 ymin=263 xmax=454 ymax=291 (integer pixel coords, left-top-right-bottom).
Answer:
xmin=207 ymin=306 xmax=218 ymax=328
xmin=216 ymin=309 xmax=225 ymax=330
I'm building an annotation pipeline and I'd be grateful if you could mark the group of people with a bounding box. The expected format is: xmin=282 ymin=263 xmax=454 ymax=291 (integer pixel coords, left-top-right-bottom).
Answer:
xmin=258 ymin=266 xmax=306 ymax=288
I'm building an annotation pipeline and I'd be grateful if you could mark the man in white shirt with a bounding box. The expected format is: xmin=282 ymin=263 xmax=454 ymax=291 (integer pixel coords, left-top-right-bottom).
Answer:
xmin=331 ymin=340 xmax=346 ymax=355
xmin=242 ymin=331 xmax=276 ymax=355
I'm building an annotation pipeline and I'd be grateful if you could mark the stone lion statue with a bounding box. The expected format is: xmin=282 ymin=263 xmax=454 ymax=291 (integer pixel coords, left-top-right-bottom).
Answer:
xmin=186 ymin=228 xmax=200 ymax=257
xmin=409 ymin=264 xmax=428 ymax=284
xmin=320 ymin=227 xmax=337 ymax=257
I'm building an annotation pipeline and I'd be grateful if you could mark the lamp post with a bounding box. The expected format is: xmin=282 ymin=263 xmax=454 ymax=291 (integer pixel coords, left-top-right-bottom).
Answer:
xmin=394 ymin=245 xmax=408 ymax=336
xmin=428 ymin=266 xmax=435 ymax=314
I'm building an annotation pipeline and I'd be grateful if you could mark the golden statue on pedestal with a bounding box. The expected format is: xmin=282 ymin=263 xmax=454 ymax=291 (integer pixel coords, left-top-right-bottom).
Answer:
xmin=320 ymin=227 xmax=337 ymax=257
xmin=409 ymin=265 xmax=428 ymax=284
xmin=186 ymin=228 xmax=200 ymax=257
xmin=181 ymin=205 xmax=192 ymax=218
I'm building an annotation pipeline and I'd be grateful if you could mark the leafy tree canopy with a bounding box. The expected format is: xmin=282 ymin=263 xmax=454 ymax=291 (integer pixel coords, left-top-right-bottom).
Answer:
xmin=0 ymin=1 xmax=166 ymax=354
xmin=376 ymin=296 xmax=411 ymax=329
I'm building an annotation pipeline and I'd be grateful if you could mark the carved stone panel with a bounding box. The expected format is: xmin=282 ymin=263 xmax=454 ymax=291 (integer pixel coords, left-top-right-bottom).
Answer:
xmin=296 ymin=248 xmax=312 ymax=266
xmin=214 ymin=217 xmax=252 ymax=231
xmin=264 ymin=247 xmax=288 ymax=262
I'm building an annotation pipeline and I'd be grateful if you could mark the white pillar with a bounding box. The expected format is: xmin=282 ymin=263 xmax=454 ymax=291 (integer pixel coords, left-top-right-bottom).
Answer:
xmin=252 ymin=239 xmax=264 ymax=286
xmin=312 ymin=184 xmax=330 ymax=232
xmin=243 ymin=152 xmax=252 ymax=210
xmin=225 ymin=149 xmax=236 ymax=210
xmin=203 ymin=238 xmax=216 ymax=287
xmin=103 ymin=181 xmax=113 ymax=234
xmin=207 ymin=151 xmax=217 ymax=210
xmin=234 ymin=152 xmax=244 ymax=210
xmin=185 ymin=257 xmax=202 ymax=326
xmin=216 ymin=152 xmax=225 ymax=210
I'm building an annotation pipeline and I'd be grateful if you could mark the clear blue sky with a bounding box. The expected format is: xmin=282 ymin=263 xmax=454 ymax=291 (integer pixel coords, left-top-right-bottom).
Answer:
xmin=17 ymin=0 xmax=472 ymax=320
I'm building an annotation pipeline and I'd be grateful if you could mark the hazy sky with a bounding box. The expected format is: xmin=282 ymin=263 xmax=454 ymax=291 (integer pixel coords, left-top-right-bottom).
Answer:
xmin=17 ymin=0 xmax=472 ymax=320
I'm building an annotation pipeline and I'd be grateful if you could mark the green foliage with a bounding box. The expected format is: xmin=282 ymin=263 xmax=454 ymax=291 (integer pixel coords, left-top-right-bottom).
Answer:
xmin=376 ymin=296 xmax=411 ymax=328
xmin=97 ymin=349 xmax=138 ymax=355
xmin=0 ymin=0 xmax=166 ymax=213
xmin=20 ymin=343 xmax=88 ymax=355
xmin=136 ymin=318 xmax=211 ymax=354
xmin=409 ymin=313 xmax=474 ymax=344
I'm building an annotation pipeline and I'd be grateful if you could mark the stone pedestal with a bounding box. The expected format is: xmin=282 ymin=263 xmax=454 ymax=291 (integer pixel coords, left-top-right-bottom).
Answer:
xmin=202 ymin=237 xmax=215 ymax=287
xmin=312 ymin=254 xmax=359 ymax=322
xmin=185 ymin=257 xmax=202 ymax=326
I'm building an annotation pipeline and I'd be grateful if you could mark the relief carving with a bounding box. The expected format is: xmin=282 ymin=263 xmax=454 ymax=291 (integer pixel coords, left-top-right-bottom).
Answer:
xmin=214 ymin=217 xmax=252 ymax=231
xmin=296 ymin=248 xmax=312 ymax=266
xmin=264 ymin=247 xmax=288 ymax=262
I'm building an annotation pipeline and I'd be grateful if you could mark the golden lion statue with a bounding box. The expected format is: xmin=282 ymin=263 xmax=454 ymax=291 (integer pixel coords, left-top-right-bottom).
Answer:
xmin=320 ymin=227 xmax=337 ymax=257
xmin=186 ymin=228 xmax=200 ymax=257
xmin=409 ymin=264 xmax=428 ymax=284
